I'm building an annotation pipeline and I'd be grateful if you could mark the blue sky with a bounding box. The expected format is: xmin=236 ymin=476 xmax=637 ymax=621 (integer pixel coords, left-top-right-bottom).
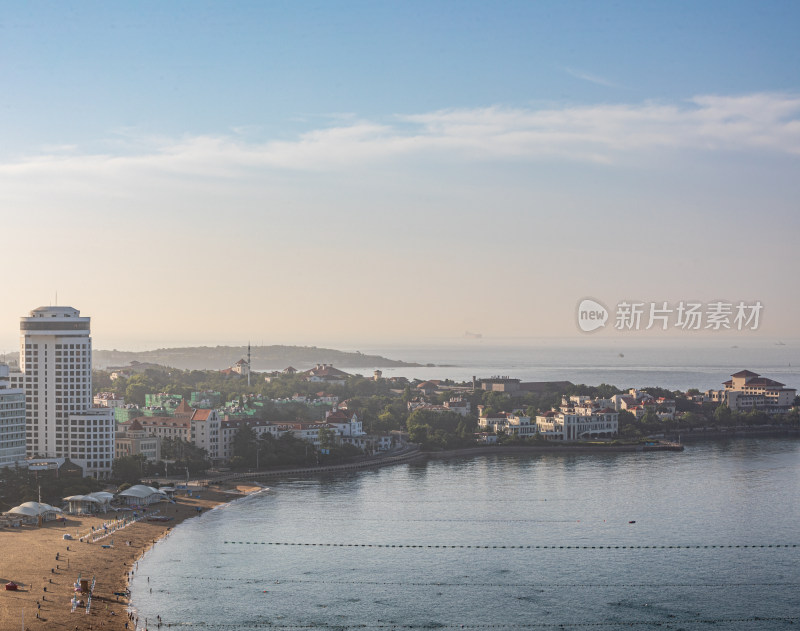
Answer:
xmin=1 ymin=1 xmax=799 ymax=349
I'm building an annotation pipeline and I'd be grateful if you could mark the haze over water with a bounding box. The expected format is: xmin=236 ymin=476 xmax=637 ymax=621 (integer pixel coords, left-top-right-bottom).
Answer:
xmin=131 ymin=438 xmax=800 ymax=630
xmin=348 ymin=340 xmax=800 ymax=392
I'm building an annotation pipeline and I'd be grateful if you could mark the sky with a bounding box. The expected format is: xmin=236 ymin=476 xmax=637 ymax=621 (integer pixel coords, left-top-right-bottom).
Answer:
xmin=1 ymin=1 xmax=799 ymax=352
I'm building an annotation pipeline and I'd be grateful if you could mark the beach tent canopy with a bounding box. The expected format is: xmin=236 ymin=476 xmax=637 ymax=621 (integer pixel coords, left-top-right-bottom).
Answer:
xmin=88 ymin=491 xmax=115 ymax=502
xmin=63 ymin=495 xmax=102 ymax=514
xmin=64 ymin=495 xmax=102 ymax=503
xmin=117 ymin=485 xmax=167 ymax=505
xmin=87 ymin=491 xmax=114 ymax=510
xmin=7 ymin=501 xmax=62 ymax=521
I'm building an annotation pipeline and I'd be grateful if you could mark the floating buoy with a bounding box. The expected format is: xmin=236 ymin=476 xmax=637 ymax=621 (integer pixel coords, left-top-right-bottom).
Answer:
xmin=629 ymin=520 xmax=636 ymax=524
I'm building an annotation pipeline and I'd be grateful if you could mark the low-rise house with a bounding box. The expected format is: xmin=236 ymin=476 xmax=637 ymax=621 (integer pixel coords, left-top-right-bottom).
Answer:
xmin=325 ymin=409 xmax=365 ymax=437
xmin=303 ymin=364 xmax=350 ymax=385
xmin=444 ymin=398 xmax=471 ymax=416
xmin=477 ymin=408 xmax=514 ymax=432
xmin=316 ymin=392 xmax=339 ymax=405
xmin=477 ymin=408 xmax=534 ymax=437
xmin=416 ymin=381 xmax=440 ymax=396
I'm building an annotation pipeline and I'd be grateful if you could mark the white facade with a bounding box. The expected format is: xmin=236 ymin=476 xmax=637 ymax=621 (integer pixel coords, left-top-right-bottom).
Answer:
xmin=0 ymin=364 xmax=26 ymax=468
xmin=477 ymin=410 xmax=535 ymax=437
xmin=14 ymin=306 xmax=115 ymax=478
xmin=324 ymin=410 xmax=365 ymax=437
xmin=94 ymin=392 xmax=125 ymax=408
xmin=536 ymin=408 xmax=618 ymax=441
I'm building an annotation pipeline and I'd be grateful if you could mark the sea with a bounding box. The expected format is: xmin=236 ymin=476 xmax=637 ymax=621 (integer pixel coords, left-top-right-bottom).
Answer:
xmin=338 ymin=338 xmax=800 ymax=393
xmin=129 ymin=342 xmax=800 ymax=630
xmin=130 ymin=439 xmax=800 ymax=630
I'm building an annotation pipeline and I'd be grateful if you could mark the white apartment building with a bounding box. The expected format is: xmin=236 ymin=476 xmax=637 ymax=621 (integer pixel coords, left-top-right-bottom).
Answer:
xmin=536 ymin=407 xmax=618 ymax=441
xmin=0 ymin=363 xmax=26 ymax=468
xmin=11 ymin=306 xmax=115 ymax=478
xmin=477 ymin=408 xmax=535 ymax=438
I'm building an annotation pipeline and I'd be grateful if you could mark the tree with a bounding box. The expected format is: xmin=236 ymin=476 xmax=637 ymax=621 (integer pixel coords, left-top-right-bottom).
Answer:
xmin=713 ymin=404 xmax=732 ymax=425
xmin=318 ymin=427 xmax=336 ymax=450
xmin=232 ymin=424 xmax=258 ymax=467
xmin=112 ymin=454 xmax=147 ymax=484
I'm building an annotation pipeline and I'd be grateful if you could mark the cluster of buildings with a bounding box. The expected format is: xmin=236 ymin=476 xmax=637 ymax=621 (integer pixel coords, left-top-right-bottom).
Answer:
xmin=0 ymin=306 xmax=384 ymax=480
xmin=476 ymin=394 xmax=621 ymax=442
xmin=114 ymin=402 xmax=386 ymax=465
xmin=1 ymin=304 xmax=796 ymax=479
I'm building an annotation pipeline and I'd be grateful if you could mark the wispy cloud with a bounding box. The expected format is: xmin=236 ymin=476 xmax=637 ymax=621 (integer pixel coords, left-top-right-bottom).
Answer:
xmin=563 ymin=66 xmax=621 ymax=88
xmin=1 ymin=93 xmax=799 ymax=185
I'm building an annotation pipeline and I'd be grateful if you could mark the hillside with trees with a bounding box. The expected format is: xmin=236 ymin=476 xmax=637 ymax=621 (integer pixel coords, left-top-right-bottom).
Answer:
xmin=91 ymin=345 xmax=425 ymax=371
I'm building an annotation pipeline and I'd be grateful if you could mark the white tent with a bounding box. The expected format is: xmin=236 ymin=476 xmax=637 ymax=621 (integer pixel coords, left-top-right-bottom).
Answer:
xmin=63 ymin=495 xmax=102 ymax=515
xmin=117 ymin=485 xmax=167 ymax=506
xmin=7 ymin=501 xmax=63 ymax=522
xmin=87 ymin=491 xmax=115 ymax=511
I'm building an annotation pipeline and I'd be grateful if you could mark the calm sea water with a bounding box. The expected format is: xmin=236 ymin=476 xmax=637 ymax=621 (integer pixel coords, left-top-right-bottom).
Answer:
xmin=131 ymin=438 xmax=800 ymax=630
xmin=344 ymin=340 xmax=800 ymax=391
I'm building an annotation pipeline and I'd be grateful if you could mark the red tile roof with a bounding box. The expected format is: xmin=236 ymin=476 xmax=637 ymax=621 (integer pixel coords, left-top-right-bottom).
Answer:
xmin=175 ymin=399 xmax=193 ymax=415
xmin=193 ymin=409 xmax=213 ymax=421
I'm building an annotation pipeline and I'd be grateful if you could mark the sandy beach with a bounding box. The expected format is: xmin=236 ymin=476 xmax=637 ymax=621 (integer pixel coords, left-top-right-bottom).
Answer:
xmin=0 ymin=488 xmax=235 ymax=631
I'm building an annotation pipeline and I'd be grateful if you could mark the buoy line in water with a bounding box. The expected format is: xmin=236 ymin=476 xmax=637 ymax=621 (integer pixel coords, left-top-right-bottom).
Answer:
xmin=223 ymin=541 xmax=799 ymax=550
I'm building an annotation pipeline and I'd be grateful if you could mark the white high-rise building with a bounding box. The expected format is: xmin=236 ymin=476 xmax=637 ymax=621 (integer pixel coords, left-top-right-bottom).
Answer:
xmin=0 ymin=363 xmax=26 ymax=468
xmin=13 ymin=306 xmax=115 ymax=478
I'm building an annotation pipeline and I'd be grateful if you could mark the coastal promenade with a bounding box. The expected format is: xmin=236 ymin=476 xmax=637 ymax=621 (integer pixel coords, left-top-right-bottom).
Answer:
xmin=194 ymin=444 xmax=425 ymax=485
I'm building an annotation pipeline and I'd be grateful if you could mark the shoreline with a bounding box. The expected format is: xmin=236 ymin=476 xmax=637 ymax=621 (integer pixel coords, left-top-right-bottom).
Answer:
xmin=0 ymin=489 xmax=230 ymax=631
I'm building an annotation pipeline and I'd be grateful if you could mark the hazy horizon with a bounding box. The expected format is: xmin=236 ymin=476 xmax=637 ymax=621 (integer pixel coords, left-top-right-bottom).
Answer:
xmin=2 ymin=2 xmax=798 ymax=349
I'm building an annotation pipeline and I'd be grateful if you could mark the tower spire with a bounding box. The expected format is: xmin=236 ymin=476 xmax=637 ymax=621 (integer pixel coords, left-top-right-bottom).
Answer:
xmin=247 ymin=341 xmax=251 ymax=387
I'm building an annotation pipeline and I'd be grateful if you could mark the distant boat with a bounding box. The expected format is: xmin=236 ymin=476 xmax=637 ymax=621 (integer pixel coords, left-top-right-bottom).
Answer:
xmin=731 ymin=345 xmax=738 ymax=348
xmin=618 ymin=353 xmax=624 ymax=358
xmin=776 ymin=341 xmax=786 ymax=346
xmin=464 ymin=331 xmax=483 ymax=339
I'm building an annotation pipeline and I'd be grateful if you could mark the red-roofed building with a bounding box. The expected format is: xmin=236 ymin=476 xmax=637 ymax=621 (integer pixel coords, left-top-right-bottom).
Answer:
xmin=325 ymin=409 xmax=364 ymax=438
xmin=416 ymin=381 xmax=439 ymax=396
xmin=705 ymin=370 xmax=797 ymax=412
xmin=124 ymin=399 xmax=221 ymax=461
xmin=303 ymin=364 xmax=351 ymax=385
